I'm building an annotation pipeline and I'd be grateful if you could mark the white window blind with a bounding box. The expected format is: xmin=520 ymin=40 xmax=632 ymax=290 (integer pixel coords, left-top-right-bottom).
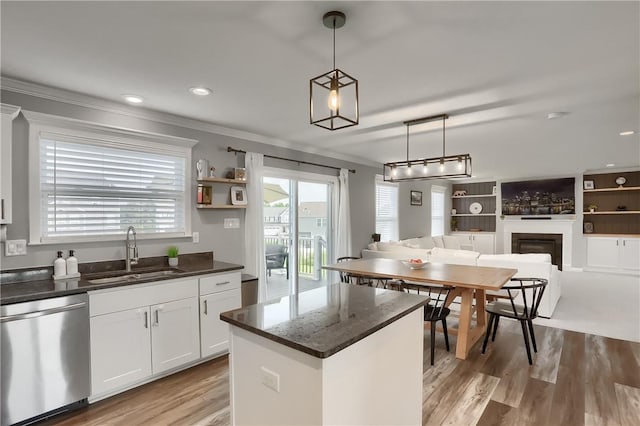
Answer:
xmin=39 ymin=137 xmax=187 ymax=241
xmin=431 ymin=186 xmax=446 ymax=236
xmin=375 ymin=177 xmax=399 ymax=242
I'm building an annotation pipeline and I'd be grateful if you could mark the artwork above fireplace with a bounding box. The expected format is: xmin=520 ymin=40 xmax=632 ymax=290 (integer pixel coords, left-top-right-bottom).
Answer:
xmin=512 ymin=232 xmax=563 ymax=271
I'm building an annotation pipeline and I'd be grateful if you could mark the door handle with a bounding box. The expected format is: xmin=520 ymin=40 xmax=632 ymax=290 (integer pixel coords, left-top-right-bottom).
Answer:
xmin=1 ymin=302 xmax=86 ymax=323
xmin=216 ymin=281 xmax=231 ymax=286
xmin=203 ymin=300 xmax=208 ymax=315
xmin=623 ymin=240 xmax=626 ymax=246
xmin=616 ymin=240 xmax=619 ymax=246
xmin=1 ymin=198 xmax=4 ymax=220
xmin=154 ymin=308 xmax=161 ymax=326
xmin=144 ymin=311 xmax=148 ymax=328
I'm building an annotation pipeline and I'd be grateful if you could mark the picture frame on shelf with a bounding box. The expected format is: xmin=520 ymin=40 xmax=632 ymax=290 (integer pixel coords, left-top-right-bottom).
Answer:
xmin=583 ymin=180 xmax=595 ymax=190
xmin=410 ymin=190 xmax=422 ymax=206
xmin=230 ymin=186 xmax=247 ymax=205
xmin=234 ymin=167 xmax=247 ymax=181
xmin=583 ymin=221 xmax=594 ymax=233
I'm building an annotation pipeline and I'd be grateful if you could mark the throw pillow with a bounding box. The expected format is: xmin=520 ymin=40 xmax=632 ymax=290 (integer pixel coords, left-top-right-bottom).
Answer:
xmin=433 ymin=236 xmax=445 ymax=248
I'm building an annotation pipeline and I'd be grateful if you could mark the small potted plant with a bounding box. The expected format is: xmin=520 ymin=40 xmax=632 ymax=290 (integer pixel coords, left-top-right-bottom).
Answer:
xmin=450 ymin=217 xmax=458 ymax=231
xmin=371 ymin=233 xmax=381 ymax=242
xmin=167 ymin=246 xmax=179 ymax=267
xmin=587 ymin=204 xmax=598 ymax=213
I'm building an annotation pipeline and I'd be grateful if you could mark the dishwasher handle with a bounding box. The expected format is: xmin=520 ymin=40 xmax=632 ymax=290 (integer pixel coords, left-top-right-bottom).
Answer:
xmin=1 ymin=302 xmax=86 ymax=323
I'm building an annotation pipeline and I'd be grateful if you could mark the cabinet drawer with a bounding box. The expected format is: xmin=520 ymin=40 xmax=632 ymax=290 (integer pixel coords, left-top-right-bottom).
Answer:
xmin=90 ymin=278 xmax=198 ymax=317
xmin=199 ymin=271 xmax=241 ymax=295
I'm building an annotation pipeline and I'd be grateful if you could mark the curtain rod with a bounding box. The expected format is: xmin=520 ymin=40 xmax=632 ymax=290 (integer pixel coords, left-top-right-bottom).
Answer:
xmin=227 ymin=147 xmax=356 ymax=174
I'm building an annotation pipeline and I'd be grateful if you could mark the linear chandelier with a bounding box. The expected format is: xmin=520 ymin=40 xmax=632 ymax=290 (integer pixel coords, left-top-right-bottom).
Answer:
xmin=383 ymin=114 xmax=472 ymax=182
xmin=309 ymin=11 xmax=359 ymax=130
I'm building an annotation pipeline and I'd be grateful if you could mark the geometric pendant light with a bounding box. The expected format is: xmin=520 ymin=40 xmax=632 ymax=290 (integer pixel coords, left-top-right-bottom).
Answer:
xmin=310 ymin=11 xmax=359 ymax=130
xmin=383 ymin=114 xmax=472 ymax=181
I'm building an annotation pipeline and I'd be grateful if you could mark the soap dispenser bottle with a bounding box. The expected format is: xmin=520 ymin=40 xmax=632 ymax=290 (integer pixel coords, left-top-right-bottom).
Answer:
xmin=67 ymin=250 xmax=78 ymax=275
xmin=54 ymin=251 xmax=67 ymax=277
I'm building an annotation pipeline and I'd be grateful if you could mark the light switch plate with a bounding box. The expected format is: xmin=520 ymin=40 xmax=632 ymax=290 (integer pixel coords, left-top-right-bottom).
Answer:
xmin=5 ymin=239 xmax=27 ymax=256
xmin=224 ymin=218 xmax=240 ymax=229
xmin=192 ymin=232 xmax=200 ymax=243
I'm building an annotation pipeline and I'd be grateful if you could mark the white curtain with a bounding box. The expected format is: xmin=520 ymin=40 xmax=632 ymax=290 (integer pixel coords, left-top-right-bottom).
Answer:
xmin=336 ymin=168 xmax=352 ymax=259
xmin=244 ymin=152 xmax=267 ymax=302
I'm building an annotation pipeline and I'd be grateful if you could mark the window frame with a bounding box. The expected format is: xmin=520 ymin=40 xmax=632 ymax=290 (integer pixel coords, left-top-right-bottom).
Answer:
xmin=375 ymin=175 xmax=399 ymax=242
xmin=24 ymin=111 xmax=197 ymax=245
xmin=431 ymin=185 xmax=447 ymax=237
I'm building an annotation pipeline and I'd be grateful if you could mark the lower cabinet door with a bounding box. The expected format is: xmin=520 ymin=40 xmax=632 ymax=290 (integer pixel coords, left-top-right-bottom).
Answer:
xmin=200 ymin=288 xmax=242 ymax=358
xmin=587 ymin=237 xmax=620 ymax=269
xmin=472 ymin=234 xmax=495 ymax=255
xmin=150 ymin=297 xmax=200 ymax=374
xmin=90 ymin=307 xmax=152 ymax=396
xmin=620 ymin=239 xmax=640 ymax=271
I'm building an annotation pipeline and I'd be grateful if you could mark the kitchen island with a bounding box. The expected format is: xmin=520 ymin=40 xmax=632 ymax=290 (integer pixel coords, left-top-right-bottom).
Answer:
xmin=220 ymin=283 xmax=429 ymax=426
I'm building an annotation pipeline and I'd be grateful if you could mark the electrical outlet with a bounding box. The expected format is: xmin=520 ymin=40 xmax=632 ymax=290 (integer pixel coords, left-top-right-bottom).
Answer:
xmin=4 ymin=239 xmax=27 ymax=256
xmin=260 ymin=366 xmax=280 ymax=392
xmin=224 ymin=218 xmax=240 ymax=229
xmin=192 ymin=232 xmax=200 ymax=243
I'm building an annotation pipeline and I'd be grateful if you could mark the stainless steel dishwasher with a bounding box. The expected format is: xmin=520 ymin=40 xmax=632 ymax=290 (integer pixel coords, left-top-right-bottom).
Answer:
xmin=1 ymin=293 xmax=90 ymax=426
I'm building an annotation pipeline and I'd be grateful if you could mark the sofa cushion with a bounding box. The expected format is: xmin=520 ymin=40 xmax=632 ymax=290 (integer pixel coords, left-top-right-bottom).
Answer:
xmin=443 ymin=236 xmax=461 ymax=250
xmin=377 ymin=241 xmax=406 ymax=251
xmin=431 ymin=247 xmax=480 ymax=258
xmin=433 ymin=236 xmax=445 ymax=248
xmin=367 ymin=242 xmax=378 ymax=250
xmin=480 ymin=253 xmax=551 ymax=263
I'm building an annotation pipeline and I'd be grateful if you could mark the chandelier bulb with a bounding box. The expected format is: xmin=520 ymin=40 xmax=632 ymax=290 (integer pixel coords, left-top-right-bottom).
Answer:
xmin=457 ymin=156 xmax=463 ymax=171
xmin=439 ymin=158 xmax=445 ymax=172
xmin=391 ymin=165 xmax=397 ymax=177
xmin=423 ymin=161 xmax=428 ymax=173
xmin=407 ymin=163 xmax=413 ymax=176
xmin=328 ymin=77 xmax=340 ymax=112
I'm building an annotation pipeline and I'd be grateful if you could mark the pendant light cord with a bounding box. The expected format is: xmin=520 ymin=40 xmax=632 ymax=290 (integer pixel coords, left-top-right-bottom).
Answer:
xmin=333 ymin=18 xmax=336 ymax=70
xmin=406 ymin=124 xmax=410 ymax=162
xmin=442 ymin=115 xmax=446 ymax=157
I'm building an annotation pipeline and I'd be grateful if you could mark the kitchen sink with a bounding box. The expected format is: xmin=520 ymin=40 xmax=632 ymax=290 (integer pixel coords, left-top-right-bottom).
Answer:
xmin=87 ymin=268 xmax=185 ymax=284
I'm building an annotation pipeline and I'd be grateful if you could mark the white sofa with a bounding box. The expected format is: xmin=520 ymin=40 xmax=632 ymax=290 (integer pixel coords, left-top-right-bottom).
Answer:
xmin=477 ymin=253 xmax=560 ymax=318
xmin=361 ymin=237 xmax=561 ymax=318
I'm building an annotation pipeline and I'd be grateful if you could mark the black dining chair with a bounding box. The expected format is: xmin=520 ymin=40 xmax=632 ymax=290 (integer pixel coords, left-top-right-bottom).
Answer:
xmin=336 ymin=256 xmax=361 ymax=284
xmin=393 ymin=282 xmax=453 ymax=366
xmin=481 ymin=277 xmax=548 ymax=365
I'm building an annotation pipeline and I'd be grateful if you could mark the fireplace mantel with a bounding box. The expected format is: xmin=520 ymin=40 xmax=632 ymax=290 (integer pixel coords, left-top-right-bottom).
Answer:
xmin=502 ymin=219 xmax=574 ymax=269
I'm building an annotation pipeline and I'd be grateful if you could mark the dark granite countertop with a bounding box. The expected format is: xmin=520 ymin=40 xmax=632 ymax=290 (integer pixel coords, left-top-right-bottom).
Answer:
xmin=1 ymin=252 xmax=243 ymax=305
xmin=220 ymin=283 xmax=429 ymax=359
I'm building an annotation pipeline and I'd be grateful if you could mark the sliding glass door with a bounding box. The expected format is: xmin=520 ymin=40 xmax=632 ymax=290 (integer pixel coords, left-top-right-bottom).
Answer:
xmin=263 ymin=170 xmax=336 ymax=300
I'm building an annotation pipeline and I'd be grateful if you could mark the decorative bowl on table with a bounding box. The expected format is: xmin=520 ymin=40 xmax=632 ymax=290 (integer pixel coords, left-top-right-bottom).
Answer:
xmin=401 ymin=259 xmax=429 ymax=270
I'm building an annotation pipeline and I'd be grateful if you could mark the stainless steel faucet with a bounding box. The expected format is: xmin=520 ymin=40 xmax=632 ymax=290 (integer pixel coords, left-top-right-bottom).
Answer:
xmin=125 ymin=226 xmax=139 ymax=272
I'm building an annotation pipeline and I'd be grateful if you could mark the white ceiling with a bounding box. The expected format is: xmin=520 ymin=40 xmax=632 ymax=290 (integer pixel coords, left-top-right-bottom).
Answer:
xmin=2 ymin=1 xmax=639 ymax=180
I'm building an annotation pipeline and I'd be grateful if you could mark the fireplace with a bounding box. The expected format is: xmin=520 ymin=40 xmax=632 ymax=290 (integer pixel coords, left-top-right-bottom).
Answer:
xmin=511 ymin=233 xmax=563 ymax=270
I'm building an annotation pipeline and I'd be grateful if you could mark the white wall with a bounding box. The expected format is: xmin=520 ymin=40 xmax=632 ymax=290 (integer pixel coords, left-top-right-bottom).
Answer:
xmin=0 ymin=89 xmax=379 ymax=269
xmin=398 ymin=180 xmax=452 ymax=239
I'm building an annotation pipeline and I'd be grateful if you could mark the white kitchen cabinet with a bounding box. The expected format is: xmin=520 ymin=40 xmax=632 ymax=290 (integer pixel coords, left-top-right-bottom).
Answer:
xmin=89 ymin=278 xmax=199 ymax=398
xmin=453 ymin=232 xmax=495 ymax=254
xmin=151 ymin=297 xmax=201 ymax=374
xmin=586 ymin=236 xmax=640 ymax=272
xmin=90 ymin=307 xmax=152 ymax=396
xmin=199 ymin=271 xmax=242 ymax=358
xmin=1 ymin=104 xmax=20 ymax=224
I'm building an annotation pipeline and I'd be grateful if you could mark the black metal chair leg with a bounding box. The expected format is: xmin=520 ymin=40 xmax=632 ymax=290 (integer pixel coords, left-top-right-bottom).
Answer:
xmin=442 ymin=318 xmax=450 ymax=352
xmin=430 ymin=321 xmax=436 ymax=366
xmin=482 ymin=313 xmax=495 ymax=354
xmin=527 ymin=320 xmax=538 ymax=353
xmin=520 ymin=320 xmax=533 ymax=365
xmin=491 ymin=315 xmax=500 ymax=342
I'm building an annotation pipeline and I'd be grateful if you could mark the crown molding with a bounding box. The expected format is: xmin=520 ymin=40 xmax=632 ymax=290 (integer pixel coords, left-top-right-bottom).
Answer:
xmin=1 ymin=76 xmax=380 ymax=169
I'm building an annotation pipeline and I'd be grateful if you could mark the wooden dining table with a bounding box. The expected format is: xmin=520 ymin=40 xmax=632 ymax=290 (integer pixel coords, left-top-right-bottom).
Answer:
xmin=323 ymin=258 xmax=517 ymax=360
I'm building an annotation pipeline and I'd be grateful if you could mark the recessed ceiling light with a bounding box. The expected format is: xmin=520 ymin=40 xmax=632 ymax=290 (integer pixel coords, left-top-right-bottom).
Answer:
xmin=189 ymin=87 xmax=212 ymax=96
xmin=547 ymin=112 xmax=569 ymax=120
xmin=619 ymin=130 xmax=635 ymax=136
xmin=606 ymin=163 xmax=615 ymax=167
xmin=122 ymin=94 xmax=144 ymax=104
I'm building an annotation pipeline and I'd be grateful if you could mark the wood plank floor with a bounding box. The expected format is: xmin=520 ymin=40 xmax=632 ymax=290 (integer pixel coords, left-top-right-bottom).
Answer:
xmin=43 ymin=320 xmax=640 ymax=426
